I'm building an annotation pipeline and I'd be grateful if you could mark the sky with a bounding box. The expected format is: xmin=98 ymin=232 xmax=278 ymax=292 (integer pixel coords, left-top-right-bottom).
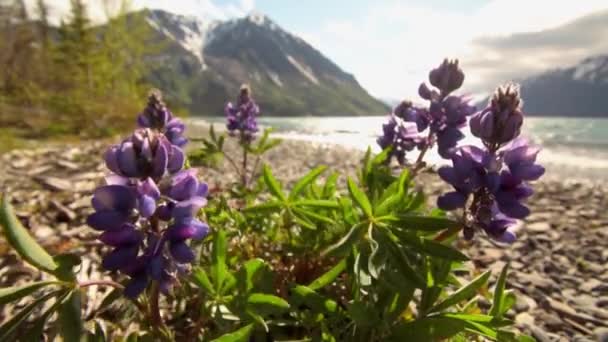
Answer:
xmin=30 ymin=0 xmax=608 ymax=100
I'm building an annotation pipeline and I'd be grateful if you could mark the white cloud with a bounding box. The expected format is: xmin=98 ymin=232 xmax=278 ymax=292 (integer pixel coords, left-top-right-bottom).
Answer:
xmin=26 ymin=0 xmax=255 ymax=24
xmin=298 ymin=0 xmax=608 ymax=100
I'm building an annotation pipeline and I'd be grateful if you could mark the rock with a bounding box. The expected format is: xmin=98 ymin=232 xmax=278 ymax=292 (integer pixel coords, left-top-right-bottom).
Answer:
xmin=525 ymin=221 xmax=551 ymax=233
xmin=595 ymin=327 xmax=608 ymax=342
xmin=529 ymin=325 xmax=552 ymax=342
xmin=56 ymin=160 xmax=80 ymax=170
xmin=581 ymin=278 xmax=603 ymax=293
xmin=515 ymin=312 xmax=535 ymax=327
xmin=50 ymin=200 xmax=77 ymax=222
xmin=35 ymin=176 xmax=72 ymax=192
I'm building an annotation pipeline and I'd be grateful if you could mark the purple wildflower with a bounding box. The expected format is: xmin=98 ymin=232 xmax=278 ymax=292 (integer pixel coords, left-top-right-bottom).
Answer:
xmin=225 ymin=84 xmax=260 ymax=143
xmin=437 ymin=84 xmax=544 ymax=242
xmin=470 ymin=84 xmax=523 ymax=147
xmin=377 ymin=59 xmax=475 ymax=164
xmin=87 ymin=90 xmax=210 ymax=298
xmin=137 ymin=89 xmax=188 ymax=147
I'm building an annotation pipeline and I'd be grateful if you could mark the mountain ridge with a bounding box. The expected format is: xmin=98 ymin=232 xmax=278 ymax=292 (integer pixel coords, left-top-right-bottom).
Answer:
xmin=138 ymin=9 xmax=389 ymax=116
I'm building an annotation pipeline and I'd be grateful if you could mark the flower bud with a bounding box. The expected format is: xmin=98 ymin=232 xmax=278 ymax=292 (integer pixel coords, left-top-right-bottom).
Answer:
xmin=429 ymin=59 xmax=465 ymax=94
xmin=470 ymin=83 xmax=524 ymax=146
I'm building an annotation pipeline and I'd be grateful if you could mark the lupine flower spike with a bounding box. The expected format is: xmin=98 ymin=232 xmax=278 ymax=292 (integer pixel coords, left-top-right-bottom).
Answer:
xmin=88 ymin=90 xmax=210 ymax=298
xmin=438 ymin=83 xmax=544 ymax=242
xmin=377 ymin=59 xmax=476 ymax=164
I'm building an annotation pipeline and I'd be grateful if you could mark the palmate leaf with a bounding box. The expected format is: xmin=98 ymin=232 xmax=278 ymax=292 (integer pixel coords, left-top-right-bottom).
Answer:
xmin=321 ymin=223 xmax=365 ymax=257
xmin=490 ymin=262 xmax=510 ymax=318
xmin=213 ymin=229 xmax=228 ymax=294
xmin=290 ymin=285 xmax=339 ymax=314
xmin=391 ymin=230 xmax=469 ymax=262
xmin=375 ymin=229 xmax=425 ymax=288
xmin=236 ymin=258 xmax=266 ymax=294
xmin=390 ymin=316 xmax=466 ymax=341
xmin=289 ymin=166 xmax=327 ymax=200
xmin=211 ymin=323 xmax=255 ymax=342
xmin=59 ymin=290 xmax=83 ymax=342
xmin=308 ymin=258 xmax=346 ymax=291
xmin=242 ymin=201 xmax=283 ymax=214
xmin=0 ymin=280 xmax=61 ymax=306
xmin=385 ymin=215 xmax=461 ymax=232
xmin=346 ymin=177 xmax=373 ymax=218
xmin=21 ymin=290 xmax=72 ymax=342
xmin=293 ymin=199 xmax=339 ymax=209
xmin=246 ymin=293 xmax=290 ymax=316
xmin=0 ymin=195 xmax=58 ymax=273
xmin=193 ymin=267 xmax=216 ymax=295
xmin=262 ymin=165 xmax=286 ymax=201
xmin=429 ymin=271 xmax=491 ymax=313
xmin=0 ymin=289 xmax=64 ymax=340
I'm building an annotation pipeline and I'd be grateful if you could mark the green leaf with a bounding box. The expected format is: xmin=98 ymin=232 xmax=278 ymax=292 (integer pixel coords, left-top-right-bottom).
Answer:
xmin=242 ymin=201 xmax=283 ymax=214
xmin=501 ymin=290 xmax=517 ymax=315
xmin=290 ymin=285 xmax=338 ymax=313
xmin=430 ymin=270 xmax=491 ymax=313
xmin=490 ymin=262 xmax=510 ymax=318
xmin=289 ymin=166 xmax=327 ymax=200
xmin=262 ymin=165 xmax=286 ymax=201
xmin=59 ymin=290 xmax=83 ymax=342
xmin=390 ymin=317 xmax=465 ymax=341
xmin=308 ymin=259 xmax=346 ymax=290
xmin=193 ymin=267 xmax=215 ymax=295
xmin=0 ymin=289 xmax=62 ymax=340
xmin=0 ymin=280 xmax=61 ymax=305
xmin=211 ymin=324 xmax=255 ymax=342
xmin=442 ymin=313 xmax=513 ymax=327
xmin=464 ymin=320 xmax=498 ymax=340
xmin=391 ymin=215 xmax=461 ymax=232
xmin=372 ymin=146 xmax=393 ymax=165
xmin=347 ymin=177 xmax=373 ymax=218
xmin=21 ymin=290 xmax=70 ymax=342
xmin=323 ymin=172 xmax=339 ymax=198
xmin=293 ymin=207 xmax=335 ymax=225
xmin=213 ymin=229 xmax=228 ymax=294
xmin=237 ymin=258 xmax=265 ymax=294
xmin=292 ymin=214 xmax=317 ymax=230
xmin=293 ymin=199 xmax=339 ymax=209
xmin=246 ymin=293 xmax=290 ymax=315
xmin=0 ymin=195 xmax=58 ymax=272
xmin=53 ymin=253 xmax=81 ymax=281
xmin=392 ymin=230 xmax=469 ymax=261
xmin=375 ymin=229 xmax=425 ymax=288
xmin=321 ymin=223 xmax=364 ymax=257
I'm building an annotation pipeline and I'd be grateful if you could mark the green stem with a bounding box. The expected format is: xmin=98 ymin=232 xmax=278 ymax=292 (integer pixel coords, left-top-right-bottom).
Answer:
xmin=78 ymin=280 xmax=124 ymax=289
xmin=242 ymin=142 xmax=249 ymax=187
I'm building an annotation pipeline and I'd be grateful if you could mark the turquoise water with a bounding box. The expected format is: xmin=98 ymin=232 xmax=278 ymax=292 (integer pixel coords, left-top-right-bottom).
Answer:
xmin=195 ymin=116 xmax=608 ymax=179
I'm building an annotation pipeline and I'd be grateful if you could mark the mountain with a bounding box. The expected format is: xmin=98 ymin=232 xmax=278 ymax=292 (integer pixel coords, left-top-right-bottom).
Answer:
xmin=141 ymin=10 xmax=388 ymax=116
xmin=516 ymin=55 xmax=608 ymax=117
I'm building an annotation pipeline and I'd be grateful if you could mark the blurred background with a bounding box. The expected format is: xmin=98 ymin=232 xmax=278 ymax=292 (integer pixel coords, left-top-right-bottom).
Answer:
xmin=1 ymin=0 xmax=608 ymax=178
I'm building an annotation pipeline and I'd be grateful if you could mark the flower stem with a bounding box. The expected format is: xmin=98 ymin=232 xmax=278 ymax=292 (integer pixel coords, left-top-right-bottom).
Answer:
xmin=78 ymin=280 xmax=124 ymax=289
xmin=149 ymin=281 xmax=163 ymax=327
xmin=242 ymin=143 xmax=249 ymax=187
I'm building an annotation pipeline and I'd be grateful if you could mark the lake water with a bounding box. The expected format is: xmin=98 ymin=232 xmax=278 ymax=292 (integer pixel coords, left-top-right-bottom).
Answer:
xmin=193 ymin=116 xmax=608 ymax=180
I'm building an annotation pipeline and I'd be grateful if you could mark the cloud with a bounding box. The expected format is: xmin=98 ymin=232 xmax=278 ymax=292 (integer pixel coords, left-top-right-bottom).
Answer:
xmin=25 ymin=0 xmax=255 ymax=24
xmin=463 ymin=9 xmax=608 ymax=92
xmin=297 ymin=0 xmax=608 ymax=100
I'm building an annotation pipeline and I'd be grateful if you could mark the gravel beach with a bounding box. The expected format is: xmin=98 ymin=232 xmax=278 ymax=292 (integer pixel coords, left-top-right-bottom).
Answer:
xmin=1 ymin=130 xmax=607 ymax=341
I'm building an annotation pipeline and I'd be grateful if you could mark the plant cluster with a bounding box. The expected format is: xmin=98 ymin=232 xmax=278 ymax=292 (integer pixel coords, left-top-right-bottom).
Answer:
xmin=0 ymin=60 xmax=543 ymax=341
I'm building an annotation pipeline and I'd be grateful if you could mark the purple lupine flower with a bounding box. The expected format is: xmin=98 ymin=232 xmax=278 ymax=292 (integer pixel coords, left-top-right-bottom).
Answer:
xmin=428 ymin=58 xmax=465 ymax=95
xmin=88 ymin=90 xmax=210 ymax=298
xmin=378 ymin=59 xmax=475 ymax=164
xmin=436 ymin=84 xmax=544 ymax=242
xmin=225 ymin=84 xmax=260 ymax=142
xmin=137 ymin=89 xmax=188 ymax=147
xmin=376 ymin=113 xmax=426 ymax=165
xmin=104 ymin=128 xmax=184 ymax=180
xmin=470 ymin=84 xmax=524 ymax=147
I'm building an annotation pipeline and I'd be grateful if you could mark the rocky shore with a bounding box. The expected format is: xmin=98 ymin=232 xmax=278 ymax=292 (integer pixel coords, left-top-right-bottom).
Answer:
xmin=0 ymin=136 xmax=607 ymax=341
